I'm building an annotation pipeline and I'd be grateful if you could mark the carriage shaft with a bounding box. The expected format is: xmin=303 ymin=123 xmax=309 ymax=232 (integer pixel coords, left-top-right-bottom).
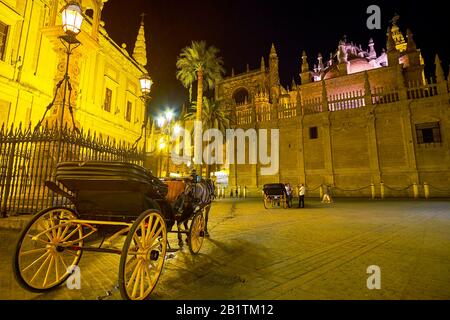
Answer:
xmin=67 ymin=245 xmax=122 ymax=255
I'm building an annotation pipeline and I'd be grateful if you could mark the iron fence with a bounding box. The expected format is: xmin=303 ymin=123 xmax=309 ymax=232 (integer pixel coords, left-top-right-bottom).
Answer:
xmin=0 ymin=122 xmax=144 ymax=217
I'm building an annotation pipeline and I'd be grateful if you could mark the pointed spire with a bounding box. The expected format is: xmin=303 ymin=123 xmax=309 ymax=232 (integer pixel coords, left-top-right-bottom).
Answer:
xmin=291 ymin=77 xmax=296 ymax=89
xmin=338 ymin=42 xmax=347 ymax=63
xmin=386 ymin=26 xmax=396 ymax=53
xmin=406 ymin=28 xmax=417 ymax=52
xmin=435 ymin=54 xmax=445 ymax=83
xmin=368 ymin=38 xmax=376 ymax=59
xmin=260 ymin=57 xmax=265 ymax=71
xmin=390 ymin=14 xmax=407 ymax=52
xmin=301 ymin=51 xmax=309 ymax=73
xmin=318 ymin=53 xmax=324 ymax=71
xmin=132 ymin=14 xmax=148 ymax=67
xmin=270 ymin=43 xmax=277 ymax=57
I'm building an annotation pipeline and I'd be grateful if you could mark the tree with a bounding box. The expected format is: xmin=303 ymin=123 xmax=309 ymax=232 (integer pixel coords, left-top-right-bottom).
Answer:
xmin=176 ymin=41 xmax=225 ymax=121
xmin=184 ymin=97 xmax=230 ymax=177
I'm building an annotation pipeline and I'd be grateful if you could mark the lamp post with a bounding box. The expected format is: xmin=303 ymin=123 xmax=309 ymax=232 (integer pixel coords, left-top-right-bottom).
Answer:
xmin=156 ymin=110 xmax=177 ymax=177
xmin=33 ymin=1 xmax=84 ymax=163
xmin=139 ymin=73 xmax=153 ymax=154
xmin=132 ymin=73 xmax=153 ymax=161
xmin=56 ymin=2 xmax=84 ymax=162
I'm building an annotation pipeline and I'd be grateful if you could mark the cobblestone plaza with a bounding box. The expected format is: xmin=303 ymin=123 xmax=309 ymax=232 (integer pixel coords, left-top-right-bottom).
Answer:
xmin=1 ymin=198 xmax=449 ymax=300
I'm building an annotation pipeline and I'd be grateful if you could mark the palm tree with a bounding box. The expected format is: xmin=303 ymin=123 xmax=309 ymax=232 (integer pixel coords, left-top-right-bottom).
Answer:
xmin=184 ymin=97 xmax=230 ymax=177
xmin=176 ymin=41 xmax=225 ymax=122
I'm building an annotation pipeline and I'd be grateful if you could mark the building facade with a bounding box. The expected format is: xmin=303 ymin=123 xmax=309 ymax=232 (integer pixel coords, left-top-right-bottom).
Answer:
xmin=0 ymin=0 xmax=149 ymax=146
xmin=216 ymin=18 xmax=450 ymax=197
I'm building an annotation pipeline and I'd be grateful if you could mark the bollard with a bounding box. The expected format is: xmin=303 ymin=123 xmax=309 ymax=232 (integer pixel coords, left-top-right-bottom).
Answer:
xmin=424 ymin=182 xmax=430 ymax=200
xmin=371 ymin=183 xmax=375 ymax=200
xmin=413 ymin=182 xmax=419 ymax=200
xmin=380 ymin=182 xmax=385 ymax=199
xmin=319 ymin=185 xmax=324 ymax=199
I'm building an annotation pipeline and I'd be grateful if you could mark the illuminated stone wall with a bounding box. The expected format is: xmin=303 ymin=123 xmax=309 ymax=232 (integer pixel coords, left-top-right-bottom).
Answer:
xmin=219 ymin=50 xmax=450 ymax=198
xmin=0 ymin=0 xmax=147 ymax=145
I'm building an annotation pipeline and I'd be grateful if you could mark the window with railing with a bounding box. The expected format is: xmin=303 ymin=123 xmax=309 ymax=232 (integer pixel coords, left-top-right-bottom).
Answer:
xmin=0 ymin=21 xmax=8 ymax=61
xmin=415 ymin=122 xmax=441 ymax=144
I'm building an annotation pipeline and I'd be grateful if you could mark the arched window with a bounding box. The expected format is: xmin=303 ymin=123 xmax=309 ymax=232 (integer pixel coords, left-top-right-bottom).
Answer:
xmin=233 ymin=88 xmax=249 ymax=105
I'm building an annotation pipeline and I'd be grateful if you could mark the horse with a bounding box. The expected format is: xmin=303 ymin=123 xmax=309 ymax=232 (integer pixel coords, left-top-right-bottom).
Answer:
xmin=173 ymin=178 xmax=215 ymax=247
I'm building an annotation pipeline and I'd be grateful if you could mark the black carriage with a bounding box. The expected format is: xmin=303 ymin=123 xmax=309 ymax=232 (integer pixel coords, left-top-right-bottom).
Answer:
xmin=12 ymin=161 xmax=207 ymax=300
xmin=262 ymin=183 xmax=289 ymax=209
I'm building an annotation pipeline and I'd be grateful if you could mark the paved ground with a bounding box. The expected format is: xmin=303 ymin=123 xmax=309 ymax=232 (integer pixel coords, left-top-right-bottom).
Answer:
xmin=1 ymin=198 xmax=449 ymax=300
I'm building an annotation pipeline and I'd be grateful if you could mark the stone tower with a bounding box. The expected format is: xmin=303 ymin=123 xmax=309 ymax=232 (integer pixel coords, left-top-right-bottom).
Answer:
xmin=269 ymin=43 xmax=281 ymax=102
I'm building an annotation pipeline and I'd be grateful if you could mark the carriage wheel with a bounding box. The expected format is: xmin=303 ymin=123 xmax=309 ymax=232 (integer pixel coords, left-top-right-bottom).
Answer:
xmin=13 ymin=207 xmax=83 ymax=292
xmin=188 ymin=212 xmax=205 ymax=255
xmin=119 ymin=209 xmax=167 ymax=300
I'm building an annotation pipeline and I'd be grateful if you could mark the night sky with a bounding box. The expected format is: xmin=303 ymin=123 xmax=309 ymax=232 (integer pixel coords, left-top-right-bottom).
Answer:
xmin=101 ymin=0 xmax=450 ymax=116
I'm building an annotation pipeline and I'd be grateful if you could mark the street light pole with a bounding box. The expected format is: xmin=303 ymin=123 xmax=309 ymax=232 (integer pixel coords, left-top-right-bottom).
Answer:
xmin=33 ymin=2 xmax=83 ymax=163
xmin=133 ymin=73 xmax=153 ymax=160
xmin=55 ymin=35 xmax=81 ymax=163
xmin=166 ymin=123 xmax=171 ymax=177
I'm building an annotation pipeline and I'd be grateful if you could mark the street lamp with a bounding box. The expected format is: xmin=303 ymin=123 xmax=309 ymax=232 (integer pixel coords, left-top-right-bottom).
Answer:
xmin=139 ymin=73 xmax=152 ymax=153
xmin=34 ymin=1 xmax=84 ymax=163
xmin=139 ymin=73 xmax=153 ymax=96
xmin=155 ymin=109 xmax=177 ymax=177
xmin=132 ymin=73 xmax=153 ymax=153
xmin=61 ymin=2 xmax=84 ymax=35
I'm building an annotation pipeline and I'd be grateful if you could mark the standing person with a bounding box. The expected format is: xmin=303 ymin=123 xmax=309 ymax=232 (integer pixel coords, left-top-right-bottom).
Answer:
xmin=322 ymin=185 xmax=333 ymax=203
xmin=285 ymin=183 xmax=293 ymax=208
xmin=230 ymin=189 xmax=234 ymax=198
xmin=298 ymin=183 xmax=305 ymax=208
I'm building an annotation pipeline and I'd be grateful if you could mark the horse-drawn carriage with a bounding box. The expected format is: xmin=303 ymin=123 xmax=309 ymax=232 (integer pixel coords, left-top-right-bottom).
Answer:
xmin=263 ymin=183 xmax=289 ymax=209
xmin=12 ymin=161 xmax=213 ymax=300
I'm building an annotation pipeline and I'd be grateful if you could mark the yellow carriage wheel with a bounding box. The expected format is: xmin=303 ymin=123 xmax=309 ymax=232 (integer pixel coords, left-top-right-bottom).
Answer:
xmin=13 ymin=207 xmax=83 ymax=292
xmin=188 ymin=212 xmax=205 ymax=255
xmin=118 ymin=209 xmax=167 ymax=300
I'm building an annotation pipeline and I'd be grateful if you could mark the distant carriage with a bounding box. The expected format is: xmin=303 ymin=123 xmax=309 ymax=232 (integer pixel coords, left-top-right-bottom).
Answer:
xmin=262 ymin=183 xmax=289 ymax=209
xmin=12 ymin=161 xmax=213 ymax=300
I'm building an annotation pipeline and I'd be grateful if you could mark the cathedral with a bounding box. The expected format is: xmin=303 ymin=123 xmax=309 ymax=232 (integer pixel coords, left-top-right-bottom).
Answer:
xmin=216 ymin=17 xmax=450 ymax=198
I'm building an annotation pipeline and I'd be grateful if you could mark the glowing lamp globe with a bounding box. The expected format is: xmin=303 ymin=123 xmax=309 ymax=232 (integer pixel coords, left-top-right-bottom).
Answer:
xmin=62 ymin=2 xmax=84 ymax=35
xmin=157 ymin=116 xmax=165 ymax=128
xmin=165 ymin=110 xmax=173 ymax=122
xmin=139 ymin=74 xmax=153 ymax=95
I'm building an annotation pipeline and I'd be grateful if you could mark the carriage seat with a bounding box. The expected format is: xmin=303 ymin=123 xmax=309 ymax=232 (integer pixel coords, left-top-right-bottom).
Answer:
xmin=164 ymin=180 xmax=186 ymax=202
